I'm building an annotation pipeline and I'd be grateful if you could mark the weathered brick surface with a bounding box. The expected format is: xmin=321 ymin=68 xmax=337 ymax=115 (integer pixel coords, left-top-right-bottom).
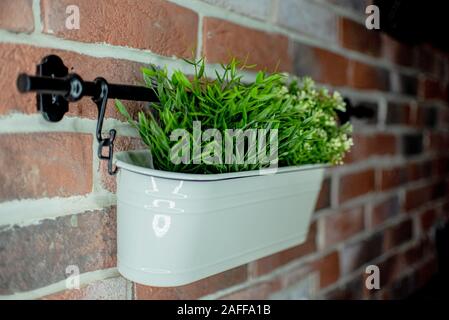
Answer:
xmin=0 ymin=43 xmax=145 ymax=119
xmin=393 ymin=73 xmax=418 ymax=96
xmin=0 ymin=207 xmax=116 ymax=295
xmin=371 ymin=196 xmax=400 ymax=227
xmin=379 ymin=166 xmax=407 ymax=191
xmin=386 ymin=102 xmax=413 ymax=125
xmin=420 ymin=209 xmax=437 ymax=233
xmin=277 ymin=0 xmax=337 ymax=43
xmin=344 ymin=134 xmax=396 ymax=163
xmin=383 ymin=219 xmax=413 ymax=250
xmin=0 ymin=133 xmax=92 ymax=202
xmin=350 ymin=61 xmax=390 ymax=91
xmin=0 ymin=0 xmax=34 ymax=33
xmin=339 ymin=18 xmax=381 ymax=57
xmin=251 ymin=223 xmax=317 ymax=276
xmin=203 ymin=18 xmax=292 ymax=72
xmin=339 ymin=169 xmax=375 ymax=203
xmin=293 ymin=43 xmax=350 ymax=86
xmin=323 ymin=207 xmax=365 ymax=246
xmin=134 ymin=265 xmax=247 ymax=299
xmin=382 ymin=34 xmax=415 ymax=67
xmin=313 ymin=251 xmax=340 ymax=289
xmin=41 ymin=0 xmax=198 ymax=58
xmin=42 ymin=276 xmax=128 ymax=300
xmin=340 ymin=233 xmax=383 ymax=275
xmin=419 ymin=77 xmax=447 ymax=100
xmin=404 ymin=184 xmax=433 ymax=211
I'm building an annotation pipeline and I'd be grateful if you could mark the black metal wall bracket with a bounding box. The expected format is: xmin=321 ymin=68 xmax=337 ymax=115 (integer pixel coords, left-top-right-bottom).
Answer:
xmin=17 ymin=55 xmax=158 ymax=175
xmin=16 ymin=55 xmax=375 ymax=175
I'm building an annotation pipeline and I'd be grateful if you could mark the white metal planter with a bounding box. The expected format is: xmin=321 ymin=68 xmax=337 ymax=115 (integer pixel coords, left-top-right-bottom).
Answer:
xmin=115 ymin=150 xmax=325 ymax=287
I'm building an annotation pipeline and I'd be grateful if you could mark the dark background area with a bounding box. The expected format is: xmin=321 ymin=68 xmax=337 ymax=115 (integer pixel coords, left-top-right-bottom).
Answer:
xmin=375 ymin=0 xmax=449 ymax=52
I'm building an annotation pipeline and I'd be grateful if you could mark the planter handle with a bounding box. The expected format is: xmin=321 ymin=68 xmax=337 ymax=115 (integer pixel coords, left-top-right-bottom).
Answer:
xmin=92 ymin=77 xmax=117 ymax=175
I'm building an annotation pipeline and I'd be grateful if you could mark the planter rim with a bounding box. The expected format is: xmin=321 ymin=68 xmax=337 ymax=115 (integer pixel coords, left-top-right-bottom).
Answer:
xmin=115 ymin=150 xmax=328 ymax=182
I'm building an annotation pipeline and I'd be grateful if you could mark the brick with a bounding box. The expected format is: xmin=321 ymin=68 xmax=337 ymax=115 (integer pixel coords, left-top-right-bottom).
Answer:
xmin=202 ymin=18 xmax=292 ymax=72
xmin=0 ymin=0 xmax=34 ymax=33
xmin=42 ymin=277 xmax=128 ymax=300
xmin=343 ymin=134 xmax=395 ymax=163
xmin=41 ymin=0 xmax=198 ymax=58
xmin=0 ymin=43 xmax=145 ymax=119
xmin=415 ymin=257 xmax=437 ymax=289
xmin=312 ymin=251 xmax=340 ymax=289
xmin=385 ymin=102 xmax=412 ymax=125
xmin=339 ymin=18 xmax=381 ymax=57
xmin=379 ymin=166 xmax=407 ymax=191
xmin=200 ymin=0 xmax=271 ymax=20
xmin=269 ymin=272 xmax=317 ymax=299
xmin=401 ymin=133 xmax=423 ymax=156
xmin=429 ymin=134 xmax=449 ymax=152
xmin=406 ymin=161 xmax=432 ymax=182
xmin=219 ymin=280 xmax=281 ymax=300
xmin=315 ymin=177 xmax=331 ymax=211
xmin=277 ymin=0 xmax=337 ymax=43
xmin=419 ymin=78 xmax=447 ymax=100
xmin=322 ymin=273 xmax=364 ymax=299
xmin=292 ymin=43 xmax=350 ymax=87
xmin=381 ymin=34 xmax=415 ymax=67
xmin=323 ymin=207 xmax=365 ymax=246
xmin=339 ymin=169 xmax=375 ymax=204
xmin=341 ymin=233 xmax=383 ymax=275
xmin=392 ymin=73 xmax=418 ymax=96
xmin=134 ymin=265 xmax=247 ymax=299
xmin=383 ymin=219 xmax=413 ymax=250
xmin=371 ymin=196 xmax=400 ymax=227
xmin=431 ymin=157 xmax=449 ymax=177
xmin=350 ymin=61 xmax=390 ymax=91
xmin=389 ymin=273 xmax=416 ymax=299
xmin=416 ymin=106 xmax=438 ymax=128
xmin=251 ymin=223 xmax=317 ymax=276
xmin=376 ymin=254 xmax=404 ymax=289
xmin=402 ymin=239 xmax=431 ymax=266
xmin=0 ymin=133 xmax=92 ymax=202
xmin=0 ymin=207 xmax=116 ymax=295
xmin=420 ymin=209 xmax=437 ymax=233
xmin=404 ymin=185 xmax=432 ymax=211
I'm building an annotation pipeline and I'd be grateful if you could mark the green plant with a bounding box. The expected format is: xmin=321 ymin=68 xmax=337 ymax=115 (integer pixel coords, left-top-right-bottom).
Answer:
xmin=116 ymin=58 xmax=352 ymax=174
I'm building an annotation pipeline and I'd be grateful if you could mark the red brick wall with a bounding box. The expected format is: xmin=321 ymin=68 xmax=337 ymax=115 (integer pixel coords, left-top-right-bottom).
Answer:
xmin=0 ymin=0 xmax=448 ymax=299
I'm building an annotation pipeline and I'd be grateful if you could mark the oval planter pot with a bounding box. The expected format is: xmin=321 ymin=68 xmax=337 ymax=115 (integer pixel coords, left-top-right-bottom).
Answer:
xmin=115 ymin=150 xmax=325 ymax=287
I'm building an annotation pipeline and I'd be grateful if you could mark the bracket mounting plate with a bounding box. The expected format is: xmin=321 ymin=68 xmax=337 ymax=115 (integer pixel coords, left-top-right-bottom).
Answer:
xmin=37 ymin=55 xmax=69 ymax=122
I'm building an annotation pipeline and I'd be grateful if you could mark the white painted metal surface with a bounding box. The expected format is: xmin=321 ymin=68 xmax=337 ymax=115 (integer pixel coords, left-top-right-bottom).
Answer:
xmin=115 ymin=150 xmax=325 ymax=287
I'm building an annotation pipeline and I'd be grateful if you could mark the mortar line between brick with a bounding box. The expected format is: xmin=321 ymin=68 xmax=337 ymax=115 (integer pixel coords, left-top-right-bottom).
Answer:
xmin=195 ymin=13 xmax=204 ymax=60
xmin=0 ymin=191 xmax=116 ymax=227
xmin=32 ymin=0 xmax=43 ymax=34
xmin=0 ymin=268 xmax=120 ymax=300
